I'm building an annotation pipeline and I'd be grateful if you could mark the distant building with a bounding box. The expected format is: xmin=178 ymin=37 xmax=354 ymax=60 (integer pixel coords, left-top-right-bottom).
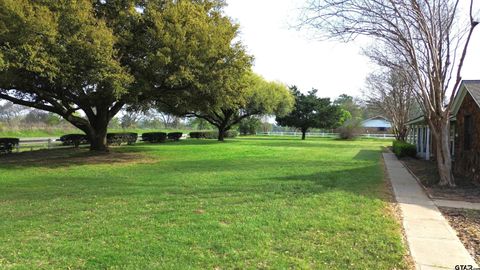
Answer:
xmin=360 ymin=116 xmax=392 ymax=134
xmin=407 ymin=80 xmax=480 ymax=183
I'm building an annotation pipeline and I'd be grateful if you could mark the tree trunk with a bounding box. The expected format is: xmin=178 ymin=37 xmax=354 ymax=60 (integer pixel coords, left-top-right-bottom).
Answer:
xmin=301 ymin=130 xmax=306 ymax=140
xmin=430 ymin=118 xmax=455 ymax=186
xmin=88 ymin=126 xmax=108 ymax=151
xmin=217 ymin=126 xmax=226 ymax=142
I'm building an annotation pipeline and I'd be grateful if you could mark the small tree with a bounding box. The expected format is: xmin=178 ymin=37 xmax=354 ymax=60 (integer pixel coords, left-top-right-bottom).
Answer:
xmin=276 ymin=86 xmax=342 ymax=140
xmin=364 ymin=67 xmax=415 ymax=141
xmin=239 ymin=117 xmax=261 ymax=135
xmin=334 ymin=94 xmax=363 ymax=119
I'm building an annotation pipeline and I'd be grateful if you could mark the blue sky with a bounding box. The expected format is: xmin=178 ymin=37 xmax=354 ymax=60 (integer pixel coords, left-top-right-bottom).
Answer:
xmin=225 ymin=0 xmax=480 ymax=100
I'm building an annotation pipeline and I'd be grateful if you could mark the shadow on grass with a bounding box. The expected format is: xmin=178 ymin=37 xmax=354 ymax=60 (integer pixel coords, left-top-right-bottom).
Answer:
xmin=0 ymin=147 xmax=156 ymax=169
xmin=0 ymin=139 xmax=380 ymax=171
xmin=0 ymin=161 xmax=389 ymax=204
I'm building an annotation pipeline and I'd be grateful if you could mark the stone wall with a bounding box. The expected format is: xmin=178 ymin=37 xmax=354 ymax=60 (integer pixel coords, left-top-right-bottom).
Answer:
xmin=454 ymin=92 xmax=480 ymax=183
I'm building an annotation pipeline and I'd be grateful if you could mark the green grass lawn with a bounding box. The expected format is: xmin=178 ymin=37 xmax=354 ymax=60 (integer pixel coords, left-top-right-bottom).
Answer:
xmin=0 ymin=137 xmax=407 ymax=269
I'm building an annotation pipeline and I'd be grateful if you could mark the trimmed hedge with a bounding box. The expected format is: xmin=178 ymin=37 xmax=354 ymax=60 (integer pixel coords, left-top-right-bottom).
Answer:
xmin=142 ymin=132 xmax=167 ymax=143
xmin=0 ymin=138 xmax=19 ymax=154
xmin=60 ymin=134 xmax=89 ymax=147
xmin=107 ymin=133 xmax=138 ymax=146
xmin=225 ymin=130 xmax=239 ymax=138
xmin=168 ymin=132 xmax=183 ymax=141
xmin=189 ymin=130 xmax=238 ymax=139
xmin=392 ymin=140 xmax=417 ymax=158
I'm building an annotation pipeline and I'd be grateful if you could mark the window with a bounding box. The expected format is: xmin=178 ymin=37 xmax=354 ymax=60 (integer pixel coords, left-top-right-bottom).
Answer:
xmin=378 ymin=127 xmax=387 ymax=132
xmin=464 ymin=115 xmax=473 ymax=150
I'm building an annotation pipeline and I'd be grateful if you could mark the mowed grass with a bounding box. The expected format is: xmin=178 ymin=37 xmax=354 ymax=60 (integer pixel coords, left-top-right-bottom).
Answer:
xmin=0 ymin=137 xmax=407 ymax=269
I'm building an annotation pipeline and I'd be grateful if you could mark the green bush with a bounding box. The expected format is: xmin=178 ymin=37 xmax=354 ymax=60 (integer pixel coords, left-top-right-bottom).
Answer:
xmin=107 ymin=133 xmax=138 ymax=146
xmin=167 ymin=132 xmax=183 ymax=141
xmin=189 ymin=131 xmax=213 ymax=139
xmin=392 ymin=140 xmax=416 ymax=158
xmin=0 ymin=137 xmax=19 ymax=154
xmin=60 ymin=134 xmax=89 ymax=147
xmin=189 ymin=130 xmax=238 ymax=139
xmin=224 ymin=130 xmax=238 ymax=138
xmin=142 ymin=132 xmax=167 ymax=143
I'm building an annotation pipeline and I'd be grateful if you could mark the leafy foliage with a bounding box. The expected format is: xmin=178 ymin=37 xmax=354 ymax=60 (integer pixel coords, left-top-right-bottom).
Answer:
xmin=0 ymin=0 xmax=242 ymax=150
xmin=167 ymin=132 xmax=183 ymax=141
xmin=162 ymin=72 xmax=294 ymax=141
xmin=142 ymin=132 xmax=168 ymax=143
xmin=59 ymin=134 xmax=89 ymax=147
xmin=338 ymin=119 xmax=362 ymax=140
xmin=106 ymin=133 xmax=138 ymax=146
xmin=189 ymin=131 xmax=238 ymax=139
xmin=0 ymin=137 xmax=19 ymax=154
xmin=392 ymin=140 xmax=417 ymax=158
xmin=276 ymin=86 xmax=342 ymax=139
xmin=238 ymin=117 xmax=261 ymax=135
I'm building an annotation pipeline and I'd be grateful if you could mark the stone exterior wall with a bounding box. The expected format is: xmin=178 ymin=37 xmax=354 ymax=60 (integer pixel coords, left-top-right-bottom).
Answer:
xmin=454 ymin=92 xmax=480 ymax=183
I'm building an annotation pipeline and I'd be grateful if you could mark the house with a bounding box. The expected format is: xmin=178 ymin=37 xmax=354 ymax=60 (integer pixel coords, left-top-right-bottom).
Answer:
xmin=451 ymin=80 xmax=480 ymax=182
xmin=407 ymin=80 xmax=480 ymax=182
xmin=360 ymin=116 xmax=392 ymax=134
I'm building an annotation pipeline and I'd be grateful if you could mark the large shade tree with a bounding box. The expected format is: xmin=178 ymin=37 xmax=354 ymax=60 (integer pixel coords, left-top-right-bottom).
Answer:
xmin=0 ymin=0 xmax=241 ymax=151
xmin=276 ymin=86 xmax=342 ymax=140
xmin=300 ymin=0 xmax=479 ymax=186
xmin=160 ymin=72 xmax=295 ymax=141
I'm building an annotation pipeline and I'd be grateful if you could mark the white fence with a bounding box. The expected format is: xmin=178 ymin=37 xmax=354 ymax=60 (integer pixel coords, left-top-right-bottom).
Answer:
xmin=8 ymin=132 xmax=395 ymax=153
xmin=14 ymin=137 xmax=71 ymax=152
xmin=256 ymin=132 xmax=395 ymax=139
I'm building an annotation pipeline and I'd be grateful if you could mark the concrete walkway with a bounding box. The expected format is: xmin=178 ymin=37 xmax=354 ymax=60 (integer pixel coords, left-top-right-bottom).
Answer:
xmin=383 ymin=153 xmax=477 ymax=270
xmin=434 ymin=199 xmax=480 ymax=210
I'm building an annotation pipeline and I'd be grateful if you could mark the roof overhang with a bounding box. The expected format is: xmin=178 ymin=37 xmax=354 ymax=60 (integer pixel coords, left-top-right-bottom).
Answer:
xmin=451 ymin=81 xmax=480 ymax=116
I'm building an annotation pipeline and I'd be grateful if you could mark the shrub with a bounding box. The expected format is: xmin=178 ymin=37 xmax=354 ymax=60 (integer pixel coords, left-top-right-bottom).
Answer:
xmin=392 ymin=140 xmax=417 ymax=158
xmin=224 ymin=130 xmax=238 ymax=138
xmin=338 ymin=119 xmax=361 ymax=140
xmin=59 ymin=134 xmax=89 ymax=147
xmin=203 ymin=132 xmax=218 ymax=139
xmin=167 ymin=132 xmax=183 ymax=141
xmin=0 ymin=137 xmax=19 ymax=154
xmin=189 ymin=130 xmax=238 ymax=139
xmin=239 ymin=117 xmax=261 ymax=135
xmin=189 ymin=131 xmax=212 ymax=139
xmin=107 ymin=133 xmax=138 ymax=146
xmin=142 ymin=132 xmax=167 ymax=143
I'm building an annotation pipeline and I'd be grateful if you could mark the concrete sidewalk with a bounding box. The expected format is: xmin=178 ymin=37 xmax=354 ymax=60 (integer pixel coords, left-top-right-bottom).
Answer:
xmin=434 ymin=199 xmax=480 ymax=210
xmin=383 ymin=153 xmax=477 ymax=270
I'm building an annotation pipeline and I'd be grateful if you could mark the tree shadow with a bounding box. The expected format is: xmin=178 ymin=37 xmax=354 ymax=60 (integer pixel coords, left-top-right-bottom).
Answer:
xmin=0 ymin=147 xmax=156 ymax=170
xmin=353 ymin=150 xmax=381 ymax=160
xmin=0 ymin=152 xmax=390 ymax=205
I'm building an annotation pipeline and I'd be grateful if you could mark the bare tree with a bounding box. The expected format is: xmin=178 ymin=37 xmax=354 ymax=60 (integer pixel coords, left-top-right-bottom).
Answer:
xmin=300 ymin=0 xmax=479 ymax=186
xmin=364 ymin=67 xmax=415 ymax=141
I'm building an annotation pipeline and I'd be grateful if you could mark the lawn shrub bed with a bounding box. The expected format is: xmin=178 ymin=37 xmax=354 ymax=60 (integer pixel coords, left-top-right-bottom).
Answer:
xmin=0 ymin=137 xmax=19 ymax=154
xmin=59 ymin=134 xmax=89 ymax=147
xmin=107 ymin=133 xmax=138 ymax=145
xmin=189 ymin=131 xmax=238 ymax=139
xmin=167 ymin=132 xmax=183 ymax=141
xmin=142 ymin=132 xmax=167 ymax=143
xmin=392 ymin=140 xmax=417 ymax=158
